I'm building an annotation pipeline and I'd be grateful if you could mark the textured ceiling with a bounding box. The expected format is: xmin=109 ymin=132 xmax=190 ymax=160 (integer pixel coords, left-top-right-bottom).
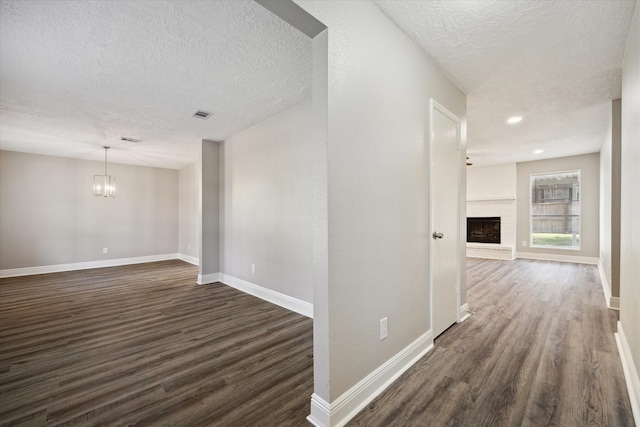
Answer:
xmin=375 ymin=0 xmax=636 ymax=166
xmin=0 ymin=0 xmax=311 ymax=169
xmin=1 ymin=1 xmax=636 ymax=169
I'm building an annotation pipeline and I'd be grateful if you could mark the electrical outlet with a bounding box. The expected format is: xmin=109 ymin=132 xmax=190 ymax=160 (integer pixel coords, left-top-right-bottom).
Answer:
xmin=251 ymin=264 xmax=255 ymax=274
xmin=103 ymin=247 xmax=109 ymax=254
xmin=380 ymin=317 xmax=388 ymax=340
xmin=187 ymin=244 xmax=191 ymax=252
xmin=522 ymin=241 xmax=527 ymax=247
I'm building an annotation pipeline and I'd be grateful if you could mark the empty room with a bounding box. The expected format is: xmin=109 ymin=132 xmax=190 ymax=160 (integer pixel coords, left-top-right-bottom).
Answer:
xmin=1 ymin=1 xmax=639 ymax=426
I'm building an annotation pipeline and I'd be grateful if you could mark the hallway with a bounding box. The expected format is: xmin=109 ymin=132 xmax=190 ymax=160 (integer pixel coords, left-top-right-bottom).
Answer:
xmin=349 ymin=258 xmax=634 ymax=426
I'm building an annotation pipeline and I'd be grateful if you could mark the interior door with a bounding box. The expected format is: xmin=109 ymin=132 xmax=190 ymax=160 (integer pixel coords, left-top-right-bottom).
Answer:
xmin=430 ymin=99 xmax=461 ymax=339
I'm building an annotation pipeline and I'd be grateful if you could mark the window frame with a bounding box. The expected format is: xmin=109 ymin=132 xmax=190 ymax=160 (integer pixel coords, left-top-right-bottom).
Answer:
xmin=529 ymin=170 xmax=582 ymax=251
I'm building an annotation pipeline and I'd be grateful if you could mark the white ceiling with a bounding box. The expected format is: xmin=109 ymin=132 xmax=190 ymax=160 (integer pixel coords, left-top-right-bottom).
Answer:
xmin=0 ymin=0 xmax=311 ymax=169
xmin=0 ymin=0 xmax=636 ymax=169
xmin=374 ymin=0 xmax=636 ymax=166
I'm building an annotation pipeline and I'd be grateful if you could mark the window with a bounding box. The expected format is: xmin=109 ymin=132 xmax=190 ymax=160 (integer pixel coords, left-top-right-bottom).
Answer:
xmin=530 ymin=171 xmax=580 ymax=249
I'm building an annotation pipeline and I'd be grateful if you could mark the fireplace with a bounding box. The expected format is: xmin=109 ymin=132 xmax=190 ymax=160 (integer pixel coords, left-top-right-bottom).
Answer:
xmin=467 ymin=217 xmax=501 ymax=244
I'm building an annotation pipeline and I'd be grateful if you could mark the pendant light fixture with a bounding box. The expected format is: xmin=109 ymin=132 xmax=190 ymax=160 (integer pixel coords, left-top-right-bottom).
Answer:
xmin=93 ymin=146 xmax=116 ymax=198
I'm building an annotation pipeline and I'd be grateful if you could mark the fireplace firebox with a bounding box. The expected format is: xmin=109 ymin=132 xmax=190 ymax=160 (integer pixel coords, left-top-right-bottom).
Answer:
xmin=467 ymin=217 xmax=501 ymax=244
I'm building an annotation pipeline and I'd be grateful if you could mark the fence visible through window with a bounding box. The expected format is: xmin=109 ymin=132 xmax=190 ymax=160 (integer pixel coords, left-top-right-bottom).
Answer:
xmin=530 ymin=171 xmax=581 ymax=249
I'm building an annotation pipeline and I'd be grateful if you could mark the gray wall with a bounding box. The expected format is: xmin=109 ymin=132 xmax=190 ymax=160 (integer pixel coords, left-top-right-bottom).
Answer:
xmin=516 ymin=153 xmax=600 ymax=259
xmin=599 ymin=99 xmax=622 ymax=300
xmin=0 ymin=150 xmax=178 ymax=270
xmin=177 ymin=101 xmax=314 ymax=301
xmin=222 ymin=101 xmax=313 ymax=303
xmin=178 ymin=162 xmax=199 ymax=261
xmin=295 ymin=0 xmax=466 ymax=401
xmin=200 ymin=140 xmax=222 ymax=278
xmin=619 ymin=0 xmax=640 ymax=403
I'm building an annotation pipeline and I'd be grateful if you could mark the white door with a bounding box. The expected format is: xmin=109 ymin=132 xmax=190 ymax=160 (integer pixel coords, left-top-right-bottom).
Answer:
xmin=430 ymin=99 xmax=461 ymax=339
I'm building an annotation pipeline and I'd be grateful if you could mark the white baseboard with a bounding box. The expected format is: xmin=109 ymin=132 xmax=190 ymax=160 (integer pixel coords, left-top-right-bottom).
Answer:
xmin=220 ymin=274 xmax=313 ymax=318
xmin=179 ymin=254 xmax=199 ymax=266
xmin=307 ymin=330 xmax=434 ymax=427
xmin=197 ymin=272 xmax=221 ymax=285
xmin=596 ymin=260 xmax=620 ymax=310
xmin=609 ymin=296 xmax=620 ymax=310
xmin=516 ymin=252 xmax=598 ymax=265
xmin=308 ymin=394 xmax=331 ymax=427
xmin=615 ymin=321 xmax=640 ymax=425
xmin=0 ymin=253 xmax=180 ymax=278
xmin=458 ymin=302 xmax=471 ymax=322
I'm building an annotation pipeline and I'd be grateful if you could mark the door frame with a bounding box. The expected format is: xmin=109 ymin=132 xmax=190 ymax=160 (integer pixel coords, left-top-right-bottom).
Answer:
xmin=429 ymin=98 xmax=466 ymax=336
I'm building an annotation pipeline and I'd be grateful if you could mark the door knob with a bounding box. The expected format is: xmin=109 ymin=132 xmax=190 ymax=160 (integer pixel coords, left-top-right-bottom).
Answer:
xmin=432 ymin=232 xmax=444 ymax=239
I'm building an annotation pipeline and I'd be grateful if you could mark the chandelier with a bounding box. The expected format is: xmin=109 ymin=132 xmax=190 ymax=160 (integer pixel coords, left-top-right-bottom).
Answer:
xmin=93 ymin=146 xmax=116 ymax=198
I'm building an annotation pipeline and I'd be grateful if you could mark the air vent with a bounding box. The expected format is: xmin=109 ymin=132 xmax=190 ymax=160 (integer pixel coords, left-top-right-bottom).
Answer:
xmin=192 ymin=110 xmax=212 ymax=120
xmin=120 ymin=137 xmax=142 ymax=143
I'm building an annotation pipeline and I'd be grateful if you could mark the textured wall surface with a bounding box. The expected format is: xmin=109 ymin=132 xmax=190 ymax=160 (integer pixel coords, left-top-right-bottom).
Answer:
xmin=0 ymin=150 xmax=178 ymax=269
xmin=222 ymin=101 xmax=313 ymax=303
xmin=600 ymin=104 xmax=614 ymax=294
xmin=599 ymin=100 xmax=622 ymax=299
xmin=467 ymin=163 xmax=517 ymax=201
xmin=295 ymin=0 xmax=466 ymax=402
xmin=179 ymin=163 xmax=199 ymax=261
xmin=200 ymin=140 xmax=222 ymax=277
xmin=619 ymin=0 xmax=640 ymax=407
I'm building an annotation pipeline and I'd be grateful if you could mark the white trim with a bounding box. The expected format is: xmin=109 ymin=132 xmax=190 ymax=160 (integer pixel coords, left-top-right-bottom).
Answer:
xmin=179 ymin=254 xmax=199 ymax=266
xmin=598 ymin=260 xmax=613 ymax=308
xmin=0 ymin=253 xmax=180 ymax=278
xmin=615 ymin=321 xmax=640 ymax=425
xmin=467 ymin=196 xmax=516 ymax=202
xmin=466 ymin=244 xmax=515 ymax=261
xmin=197 ymin=272 xmax=221 ymax=285
xmin=308 ymin=330 xmax=434 ymax=427
xmin=429 ymin=98 xmax=465 ymax=337
xmin=596 ymin=260 xmax=620 ymax=309
xmin=307 ymin=394 xmax=331 ymax=427
xmin=609 ymin=296 xmax=620 ymax=310
xmin=528 ymin=170 xmax=582 ymax=251
xmin=458 ymin=303 xmax=471 ymax=323
xmin=219 ymin=274 xmax=313 ymax=318
xmin=515 ymin=251 xmax=598 ymax=265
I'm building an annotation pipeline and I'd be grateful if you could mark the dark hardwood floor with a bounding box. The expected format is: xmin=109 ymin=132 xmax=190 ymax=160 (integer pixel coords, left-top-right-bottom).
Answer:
xmin=1 ymin=258 xmax=634 ymax=426
xmin=0 ymin=260 xmax=313 ymax=426
xmin=349 ymin=258 xmax=635 ymax=426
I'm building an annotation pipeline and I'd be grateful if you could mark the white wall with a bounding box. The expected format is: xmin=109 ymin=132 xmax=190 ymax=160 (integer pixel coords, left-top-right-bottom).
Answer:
xmin=516 ymin=153 xmax=600 ymax=261
xmin=222 ymin=101 xmax=313 ymax=303
xmin=467 ymin=163 xmax=517 ymax=200
xmin=295 ymin=0 xmax=466 ymax=416
xmin=599 ymin=99 xmax=622 ymax=303
xmin=467 ymin=163 xmax=517 ymax=252
xmin=0 ymin=150 xmax=178 ymax=270
xmin=619 ymin=1 xmax=640 ymax=420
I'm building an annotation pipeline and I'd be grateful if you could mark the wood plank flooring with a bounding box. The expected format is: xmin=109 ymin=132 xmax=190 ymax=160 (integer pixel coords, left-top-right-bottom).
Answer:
xmin=349 ymin=258 xmax=635 ymax=426
xmin=1 ymin=258 xmax=635 ymax=426
xmin=0 ymin=260 xmax=313 ymax=426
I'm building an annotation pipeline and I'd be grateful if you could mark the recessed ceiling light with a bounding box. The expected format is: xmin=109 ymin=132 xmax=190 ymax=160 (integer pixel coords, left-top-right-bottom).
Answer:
xmin=507 ymin=116 xmax=522 ymax=124
xmin=534 ymin=149 xmax=544 ymax=154
xmin=193 ymin=110 xmax=212 ymax=120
